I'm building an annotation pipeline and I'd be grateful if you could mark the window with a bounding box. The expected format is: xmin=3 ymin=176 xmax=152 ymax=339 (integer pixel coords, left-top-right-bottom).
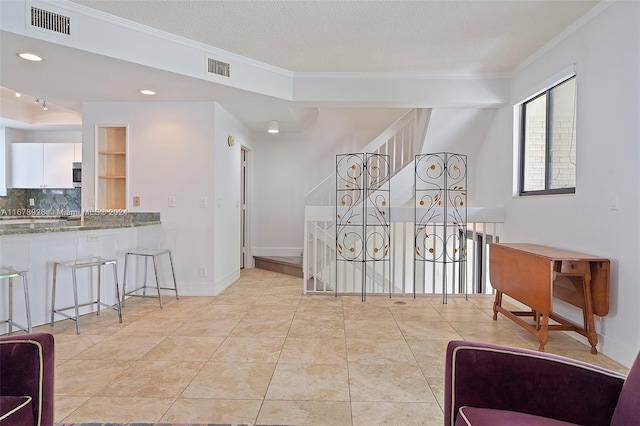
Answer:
xmin=520 ymin=76 xmax=576 ymax=195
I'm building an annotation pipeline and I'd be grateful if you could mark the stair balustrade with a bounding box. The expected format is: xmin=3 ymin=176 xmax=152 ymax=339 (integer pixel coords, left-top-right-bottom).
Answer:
xmin=302 ymin=107 xmax=503 ymax=298
xmin=304 ymin=206 xmax=504 ymax=297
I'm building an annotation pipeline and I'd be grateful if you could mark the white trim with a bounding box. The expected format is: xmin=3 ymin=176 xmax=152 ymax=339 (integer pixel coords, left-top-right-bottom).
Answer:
xmin=296 ymin=71 xmax=510 ymax=80
xmin=253 ymin=247 xmax=303 ymax=257
xmin=512 ymin=65 xmax=577 ymax=105
xmin=0 ymin=396 xmax=33 ymax=421
xmin=457 ymin=406 xmax=473 ymax=426
xmin=50 ymin=0 xmax=293 ymax=77
xmin=215 ymin=269 xmax=241 ymax=294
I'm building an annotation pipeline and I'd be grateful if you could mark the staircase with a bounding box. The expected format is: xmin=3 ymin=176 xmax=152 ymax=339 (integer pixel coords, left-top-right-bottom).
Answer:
xmin=302 ymin=107 xmax=505 ymax=297
xmin=254 ymin=256 xmax=303 ymax=278
xmin=303 ymin=108 xmax=430 ymax=294
xmin=303 ymin=108 xmax=431 ymax=207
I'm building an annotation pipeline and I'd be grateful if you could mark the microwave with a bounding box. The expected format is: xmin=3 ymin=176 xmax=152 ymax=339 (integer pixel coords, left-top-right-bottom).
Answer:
xmin=72 ymin=162 xmax=82 ymax=187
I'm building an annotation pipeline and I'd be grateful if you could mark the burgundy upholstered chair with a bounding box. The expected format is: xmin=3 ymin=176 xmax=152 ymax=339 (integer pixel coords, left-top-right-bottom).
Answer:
xmin=0 ymin=333 xmax=54 ymax=426
xmin=445 ymin=340 xmax=639 ymax=426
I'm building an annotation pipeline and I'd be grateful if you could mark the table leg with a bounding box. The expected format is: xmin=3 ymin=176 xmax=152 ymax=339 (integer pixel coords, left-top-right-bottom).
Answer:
xmin=582 ymin=266 xmax=598 ymax=354
xmin=538 ymin=314 xmax=549 ymax=352
xmin=493 ymin=291 xmax=502 ymax=320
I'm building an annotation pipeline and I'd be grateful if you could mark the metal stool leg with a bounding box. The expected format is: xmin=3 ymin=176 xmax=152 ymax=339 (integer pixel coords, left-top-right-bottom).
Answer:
xmin=168 ymin=251 xmax=179 ymax=300
xmin=8 ymin=277 xmax=14 ymax=335
xmin=97 ymin=264 xmax=102 ymax=316
xmin=143 ymin=256 xmax=148 ymax=296
xmin=71 ymin=267 xmax=81 ymax=334
xmin=22 ymin=273 xmax=32 ymax=333
xmin=122 ymin=253 xmax=130 ymax=307
xmin=151 ymin=254 xmax=163 ymax=308
xmin=51 ymin=262 xmax=58 ymax=326
xmin=3 ymin=274 xmax=31 ymax=335
xmin=112 ymin=262 xmax=123 ymax=323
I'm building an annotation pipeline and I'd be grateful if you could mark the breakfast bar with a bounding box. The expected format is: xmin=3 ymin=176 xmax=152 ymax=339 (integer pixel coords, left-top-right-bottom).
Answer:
xmin=0 ymin=212 xmax=162 ymax=334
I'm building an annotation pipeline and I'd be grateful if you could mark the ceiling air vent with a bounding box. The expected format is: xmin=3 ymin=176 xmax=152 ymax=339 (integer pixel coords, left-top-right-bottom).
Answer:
xmin=207 ymin=57 xmax=231 ymax=78
xmin=30 ymin=6 xmax=71 ymax=36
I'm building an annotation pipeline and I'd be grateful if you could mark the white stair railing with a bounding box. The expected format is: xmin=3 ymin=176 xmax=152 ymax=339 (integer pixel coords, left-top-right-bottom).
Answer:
xmin=303 ymin=108 xmax=431 ymax=207
xmin=304 ymin=206 xmax=504 ymax=296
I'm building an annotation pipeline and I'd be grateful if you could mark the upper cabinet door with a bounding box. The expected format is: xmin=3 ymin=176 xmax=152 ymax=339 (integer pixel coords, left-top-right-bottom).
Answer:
xmin=43 ymin=143 xmax=75 ymax=188
xmin=74 ymin=143 xmax=82 ymax=162
xmin=10 ymin=143 xmax=77 ymax=189
xmin=11 ymin=143 xmax=44 ymax=189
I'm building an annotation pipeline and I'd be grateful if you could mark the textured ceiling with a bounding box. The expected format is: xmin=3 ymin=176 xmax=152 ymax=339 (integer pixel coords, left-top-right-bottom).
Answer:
xmin=70 ymin=0 xmax=600 ymax=74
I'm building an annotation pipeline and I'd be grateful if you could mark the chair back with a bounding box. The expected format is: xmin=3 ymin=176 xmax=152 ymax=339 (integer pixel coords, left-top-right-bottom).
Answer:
xmin=0 ymin=240 xmax=30 ymax=274
xmin=135 ymin=226 xmax=176 ymax=250
xmin=610 ymin=351 xmax=640 ymax=426
xmin=160 ymin=228 xmax=177 ymax=250
xmin=75 ymin=234 xmax=119 ymax=264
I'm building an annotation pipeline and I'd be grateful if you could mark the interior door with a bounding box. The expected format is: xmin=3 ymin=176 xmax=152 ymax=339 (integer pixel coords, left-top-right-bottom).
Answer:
xmin=241 ymin=148 xmax=247 ymax=268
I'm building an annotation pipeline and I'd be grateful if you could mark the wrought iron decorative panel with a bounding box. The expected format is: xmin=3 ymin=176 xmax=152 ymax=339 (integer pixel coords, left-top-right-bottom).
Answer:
xmin=336 ymin=153 xmax=391 ymax=300
xmin=414 ymin=153 xmax=467 ymax=302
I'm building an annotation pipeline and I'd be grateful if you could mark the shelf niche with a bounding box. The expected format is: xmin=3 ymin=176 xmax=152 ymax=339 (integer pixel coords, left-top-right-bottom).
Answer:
xmin=96 ymin=126 xmax=127 ymax=210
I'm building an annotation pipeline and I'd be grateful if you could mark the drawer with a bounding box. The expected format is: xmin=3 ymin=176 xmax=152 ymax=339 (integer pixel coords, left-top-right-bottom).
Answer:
xmin=557 ymin=261 xmax=589 ymax=274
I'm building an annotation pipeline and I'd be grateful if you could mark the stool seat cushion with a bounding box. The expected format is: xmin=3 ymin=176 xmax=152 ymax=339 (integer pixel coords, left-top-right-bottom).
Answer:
xmin=0 ymin=396 xmax=35 ymax=425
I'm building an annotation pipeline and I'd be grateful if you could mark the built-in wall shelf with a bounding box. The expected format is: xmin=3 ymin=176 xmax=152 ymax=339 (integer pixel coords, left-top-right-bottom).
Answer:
xmin=96 ymin=126 xmax=127 ymax=210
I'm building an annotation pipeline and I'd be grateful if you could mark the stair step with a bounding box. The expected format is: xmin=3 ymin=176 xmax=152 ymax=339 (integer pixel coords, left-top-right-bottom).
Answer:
xmin=254 ymin=256 xmax=303 ymax=278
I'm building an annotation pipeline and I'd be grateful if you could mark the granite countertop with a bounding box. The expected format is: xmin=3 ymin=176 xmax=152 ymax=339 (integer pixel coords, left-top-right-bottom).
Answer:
xmin=0 ymin=212 xmax=161 ymax=235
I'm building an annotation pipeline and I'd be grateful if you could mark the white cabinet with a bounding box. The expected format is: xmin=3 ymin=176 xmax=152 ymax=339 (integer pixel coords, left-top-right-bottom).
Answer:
xmin=11 ymin=143 xmax=42 ymax=188
xmin=43 ymin=143 xmax=75 ymax=188
xmin=11 ymin=143 xmax=76 ymax=189
xmin=74 ymin=143 xmax=82 ymax=162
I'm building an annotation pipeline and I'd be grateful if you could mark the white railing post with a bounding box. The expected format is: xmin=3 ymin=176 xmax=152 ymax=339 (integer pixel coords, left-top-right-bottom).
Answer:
xmin=304 ymin=206 xmax=504 ymax=297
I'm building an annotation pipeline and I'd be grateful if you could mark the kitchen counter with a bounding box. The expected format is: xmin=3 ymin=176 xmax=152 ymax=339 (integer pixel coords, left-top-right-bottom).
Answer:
xmin=0 ymin=212 xmax=160 ymax=235
xmin=0 ymin=212 xmax=164 ymax=334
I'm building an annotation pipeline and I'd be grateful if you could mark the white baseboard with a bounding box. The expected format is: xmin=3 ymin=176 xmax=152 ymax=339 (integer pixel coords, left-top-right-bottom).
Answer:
xmin=215 ymin=269 xmax=241 ymax=294
xmin=253 ymin=247 xmax=303 ymax=257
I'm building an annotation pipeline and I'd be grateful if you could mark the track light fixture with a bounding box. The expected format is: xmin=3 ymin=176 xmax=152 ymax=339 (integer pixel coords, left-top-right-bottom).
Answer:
xmin=31 ymin=98 xmax=49 ymax=111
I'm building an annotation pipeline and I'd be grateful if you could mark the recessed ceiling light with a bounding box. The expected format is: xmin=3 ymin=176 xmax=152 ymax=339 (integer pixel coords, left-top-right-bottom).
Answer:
xmin=18 ymin=52 xmax=43 ymax=62
xmin=140 ymin=89 xmax=156 ymax=96
xmin=267 ymin=120 xmax=279 ymax=134
xmin=15 ymin=91 xmax=21 ymax=97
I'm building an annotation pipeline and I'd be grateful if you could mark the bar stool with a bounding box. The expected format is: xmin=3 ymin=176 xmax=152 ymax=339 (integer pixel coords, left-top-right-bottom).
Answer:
xmin=51 ymin=234 xmax=122 ymax=334
xmin=122 ymin=228 xmax=179 ymax=308
xmin=0 ymin=241 xmax=32 ymax=334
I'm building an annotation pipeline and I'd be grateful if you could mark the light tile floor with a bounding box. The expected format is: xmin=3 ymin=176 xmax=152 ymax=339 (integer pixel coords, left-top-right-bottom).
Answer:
xmin=30 ymin=268 xmax=628 ymax=425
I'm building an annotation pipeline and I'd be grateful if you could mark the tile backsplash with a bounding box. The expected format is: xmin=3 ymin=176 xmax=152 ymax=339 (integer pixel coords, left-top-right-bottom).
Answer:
xmin=0 ymin=188 xmax=81 ymax=217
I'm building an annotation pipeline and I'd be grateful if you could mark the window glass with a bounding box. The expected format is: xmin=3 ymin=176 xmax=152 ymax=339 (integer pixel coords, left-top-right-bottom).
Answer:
xmin=523 ymin=94 xmax=547 ymax=192
xmin=549 ymin=78 xmax=577 ymax=189
xmin=520 ymin=76 xmax=576 ymax=195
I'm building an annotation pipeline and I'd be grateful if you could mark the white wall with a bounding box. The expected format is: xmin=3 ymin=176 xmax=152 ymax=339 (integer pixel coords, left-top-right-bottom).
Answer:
xmin=0 ymin=128 xmax=6 ymax=196
xmin=212 ymin=103 xmax=252 ymax=292
xmin=251 ymin=107 xmax=408 ymax=256
xmin=474 ymin=1 xmax=640 ymax=366
xmin=82 ymin=102 xmax=224 ymax=295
